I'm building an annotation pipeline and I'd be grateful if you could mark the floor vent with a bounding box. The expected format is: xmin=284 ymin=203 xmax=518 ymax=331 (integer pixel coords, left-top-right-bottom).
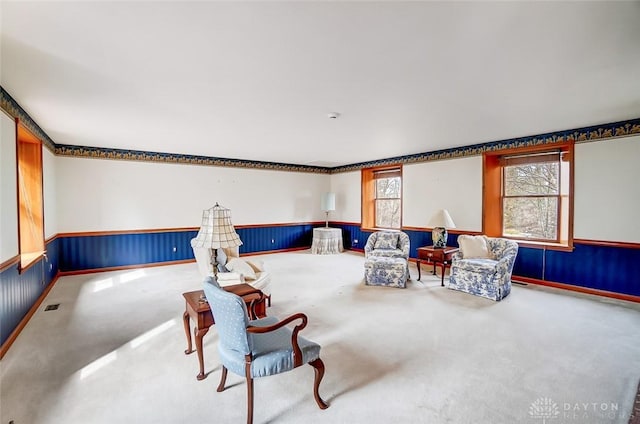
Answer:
xmin=44 ymin=304 xmax=60 ymax=311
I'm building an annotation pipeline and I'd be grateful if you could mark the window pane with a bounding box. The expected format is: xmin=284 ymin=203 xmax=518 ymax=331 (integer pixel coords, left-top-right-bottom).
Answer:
xmin=375 ymin=199 xmax=401 ymax=228
xmin=376 ymin=177 xmax=401 ymax=199
xmin=504 ymin=162 xmax=559 ymax=196
xmin=503 ymin=197 xmax=558 ymax=240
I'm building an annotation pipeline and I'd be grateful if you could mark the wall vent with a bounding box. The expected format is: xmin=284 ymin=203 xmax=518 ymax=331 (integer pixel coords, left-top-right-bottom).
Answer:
xmin=44 ymin=304 xmax=60 ymax=311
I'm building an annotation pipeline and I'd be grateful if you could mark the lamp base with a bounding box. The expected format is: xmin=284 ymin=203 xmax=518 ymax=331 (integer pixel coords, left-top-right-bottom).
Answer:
xmin=432 ymin=227 xmax=447 ymax=248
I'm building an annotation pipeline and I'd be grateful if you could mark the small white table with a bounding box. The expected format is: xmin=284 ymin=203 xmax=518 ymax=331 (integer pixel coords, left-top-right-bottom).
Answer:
xmin=311 ymin=227 xmax=344 ymax=255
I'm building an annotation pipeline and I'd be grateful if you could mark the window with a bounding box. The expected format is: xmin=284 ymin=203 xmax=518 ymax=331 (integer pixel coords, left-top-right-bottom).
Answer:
xmin=17 ymin=122 xmax=45 ymax=270
xmin=362 ymin=165 xmax=402 ymax=230
xmin=483 ymin=143 xmax=573 ymax=249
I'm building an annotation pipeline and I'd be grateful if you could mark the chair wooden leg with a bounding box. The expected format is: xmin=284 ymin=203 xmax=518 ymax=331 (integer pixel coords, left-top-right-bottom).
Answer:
xmin=309 ymin=358 xmax=329 ymax=409
xmin=246 ymin=375 xmax=254 ymax=424
xmin=217 ymin=366 xmax=228 ymax=392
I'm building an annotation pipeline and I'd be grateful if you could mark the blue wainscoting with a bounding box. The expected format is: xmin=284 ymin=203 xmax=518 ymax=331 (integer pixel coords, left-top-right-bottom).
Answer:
xmin=57 ymin=223 xmax=319 ymax=272
xmin=546 ymin=243 xmax=639 ymax=296
xmin=58 ymin=230 xmax=199 ymax=271
xmin=236 ymin=224 xmax=315 ymax=253
xmin=3 ymin=224 xmax=639 ymax=349
xmin=512 ymin=246 xmax=545 ymax=280
xmin=0 ymin=238 xmax=59 ymax=346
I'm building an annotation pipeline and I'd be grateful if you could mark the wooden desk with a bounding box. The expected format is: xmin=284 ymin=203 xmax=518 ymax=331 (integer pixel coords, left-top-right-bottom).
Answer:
xmin=182 ymin=284 xmax=267 ymax=381
xmin=417 ymin=246 xmax=459 ymax=286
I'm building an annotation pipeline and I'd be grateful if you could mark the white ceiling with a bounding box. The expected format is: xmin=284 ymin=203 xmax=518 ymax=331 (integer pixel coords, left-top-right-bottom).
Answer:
xmin=2 ymin=1 xmax=640 ymax=167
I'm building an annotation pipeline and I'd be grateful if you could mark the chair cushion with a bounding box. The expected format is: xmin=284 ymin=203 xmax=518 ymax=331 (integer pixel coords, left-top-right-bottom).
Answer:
xmin=369 ymin=248 xmax=404 ymax=258
xmin=458 ymin=235 xmax=492 ymax=259
xmin=454 ymin=258 xmax=498 ymax=273
xmin=225 ymin=258 xmax=258 ymax=280
xmin=249 ymin=322 xmax=321 ymax=378
xmin=373 ymin=232 xmax=399 ymax=250
xmin=218 ymin=316 xmax=321 ymax=378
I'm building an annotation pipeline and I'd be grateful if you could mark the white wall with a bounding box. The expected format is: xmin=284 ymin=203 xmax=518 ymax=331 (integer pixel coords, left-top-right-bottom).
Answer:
xmin=0 ymin=111 xmax=18 ymax=262
xmin=403 ymin=156 xmax=482 ymax=231
xmin=574 ymin=135 xmax=640 ymax=243
xmin=43 ymin=147 xmax=57 ymax=238
xmin=55 ymin=156 xmax=330 ymax=232
xmin=329 ymin=171 xmax=361 ymax=223
xmin=329 ymin=156 xmax=483 ymax=231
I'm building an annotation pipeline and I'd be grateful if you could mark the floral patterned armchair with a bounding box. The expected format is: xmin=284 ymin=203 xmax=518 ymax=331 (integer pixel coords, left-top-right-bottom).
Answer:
xmin=364 ymin=231 xmax=411 ymax=288
xmin=364 ymin=231 xmax=410 ymax=260
xmin=448 ymin=236 xmax=518 ymax=301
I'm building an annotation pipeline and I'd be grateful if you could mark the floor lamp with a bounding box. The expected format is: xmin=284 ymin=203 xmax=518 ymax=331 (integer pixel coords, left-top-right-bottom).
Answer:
xmin=321 ymin=192 xmax=336 ymax=228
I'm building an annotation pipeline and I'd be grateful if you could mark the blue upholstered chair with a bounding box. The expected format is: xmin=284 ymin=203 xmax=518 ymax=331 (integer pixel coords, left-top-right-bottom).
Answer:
xmin=364 ymin=231 xmax=411 ymax=288
xmin=202 ymin=276 xmax=329 ymax=424
xmin=448 ymin=236 xmax=519 ymax=301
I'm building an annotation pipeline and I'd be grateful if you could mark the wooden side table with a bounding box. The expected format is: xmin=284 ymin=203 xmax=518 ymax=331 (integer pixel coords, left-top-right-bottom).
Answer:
xmin=417 ymin=246 xmax=459 ymax=286
xmin=182 ymin=284 xmax=267 ymax=381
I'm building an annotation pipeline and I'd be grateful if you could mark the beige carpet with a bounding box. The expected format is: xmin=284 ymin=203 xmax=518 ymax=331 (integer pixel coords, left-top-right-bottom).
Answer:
xmin=2 ymin=251 xmax=639 ymax=424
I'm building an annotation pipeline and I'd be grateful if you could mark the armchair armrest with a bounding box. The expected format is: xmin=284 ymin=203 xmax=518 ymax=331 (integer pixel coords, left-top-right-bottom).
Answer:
xmin=247 ymin=313 xmax=309 ymax=367
xmin=494 ymin=256 xmax=514 ymax=280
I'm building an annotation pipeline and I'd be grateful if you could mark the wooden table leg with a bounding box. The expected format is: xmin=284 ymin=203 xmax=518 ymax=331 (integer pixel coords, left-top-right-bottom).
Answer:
xmin=417 ymin=260 xmax=422 ymax=281
xmin=183 ymin=310 xmax=194 ymax=355
xmin=440 ymin=264 xmax=445 ymax=286
xmin=194 ymin=326 xmax=209 ymax=381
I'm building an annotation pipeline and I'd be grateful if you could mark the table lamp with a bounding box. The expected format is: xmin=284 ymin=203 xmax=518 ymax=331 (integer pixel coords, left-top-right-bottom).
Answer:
xmin=428 ymin=209 xmax=456 ymax=248
xmin=320 ymin=192 xmax=336 ymax=228
xmin=190 ymin=203 xmax=243 ymax=278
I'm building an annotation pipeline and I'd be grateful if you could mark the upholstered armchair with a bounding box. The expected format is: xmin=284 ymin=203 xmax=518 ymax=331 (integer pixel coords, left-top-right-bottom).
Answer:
xmin=202 ymin=276 xmax=329 ymax=424
xmin=448 ymin=235 xmax=519 ymax=301
xmin=191 ymin=243 xmax=271 ymax=295
xmin=364 ymin=231 xmax=410 ymax=260
xmin=363 ymin=231 xmax=411 ymax=288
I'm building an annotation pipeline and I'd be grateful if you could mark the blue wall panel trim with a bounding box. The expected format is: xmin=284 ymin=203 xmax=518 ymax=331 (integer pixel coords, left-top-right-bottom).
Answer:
xmin=56 ymin=224 xmax=319 ymax=271
xmin=546 ymin=244 xmax=640 ymax=296
xmin=59 ymin=231 xmax=198 ymax=271
xmin=236 ymin=224 xmax=315 ymax=253
xmin=512 ymin=247 xmax=545 ymax=280
xmin=0 ymin=238 xmax=58 ymax=346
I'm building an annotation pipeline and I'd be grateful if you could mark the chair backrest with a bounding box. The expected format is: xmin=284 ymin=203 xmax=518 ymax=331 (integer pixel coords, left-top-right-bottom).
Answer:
xmin=365 ymin=231 xmax=410 ymax=257
xmin=191 ymin=242 xmax=241 ymax=277
xmin=487 ymin=238 xmax=519 ymax=269
xmin=202 ymin=276 xmax=252 ymax=356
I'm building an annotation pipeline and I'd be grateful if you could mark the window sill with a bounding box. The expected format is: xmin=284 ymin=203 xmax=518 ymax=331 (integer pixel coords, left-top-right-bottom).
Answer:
xmin=508 ymin=239 xmax=574 ymax=252
xmin=19 ymin=251 xmax=45 ymax=273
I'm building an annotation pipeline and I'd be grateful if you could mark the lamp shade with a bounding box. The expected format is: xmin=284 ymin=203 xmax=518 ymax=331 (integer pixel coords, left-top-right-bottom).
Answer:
xmin=320 ymin=192 xmax=336 ymax=212
xmin=428 ymin=209 xmax=456 ymax=229
xmin=191 ymin=204 xmax=243 ymax=249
